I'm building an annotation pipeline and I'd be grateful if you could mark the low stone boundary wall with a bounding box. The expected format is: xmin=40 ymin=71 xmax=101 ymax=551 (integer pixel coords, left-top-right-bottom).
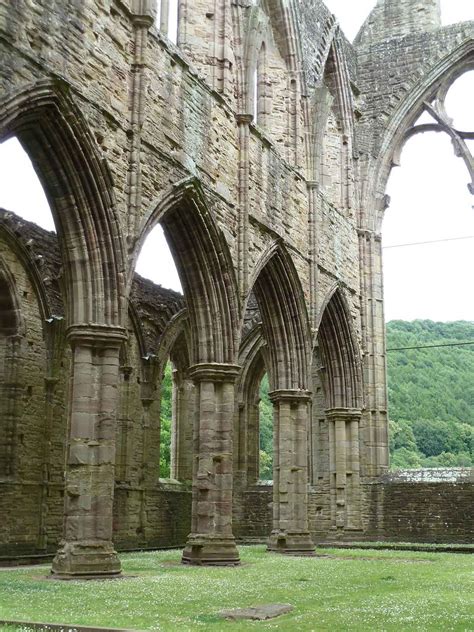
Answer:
xmin=374 ymin=469 xmax=473 ymax=544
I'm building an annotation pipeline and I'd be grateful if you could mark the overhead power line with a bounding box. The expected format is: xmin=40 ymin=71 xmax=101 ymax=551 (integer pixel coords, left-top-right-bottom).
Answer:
xmin=387 ymin=341 xmax=474 ymax=352
xmin=383 ymin=235 xmax=474 ymax=249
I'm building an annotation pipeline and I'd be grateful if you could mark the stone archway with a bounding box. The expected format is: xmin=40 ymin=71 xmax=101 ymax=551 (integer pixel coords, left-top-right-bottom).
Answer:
xmin=0 ymin=81 xmax=128 ymax=578
xmin=248 ymin=244 xmax=314 ymax=555
xmin=134 ymin=177 xmax=242 ymax=565
xmin=313 ymin=286 xmax=364 ymax=534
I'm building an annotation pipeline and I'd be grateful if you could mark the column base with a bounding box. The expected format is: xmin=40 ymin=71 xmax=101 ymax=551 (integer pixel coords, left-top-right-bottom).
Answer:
xmin=267 ymin=531 xmax=315 ymax=556
xmin=51 ymin=540 xmax=122 ymax=579
xmin=182 ymin=534 xmax=240 ymax=566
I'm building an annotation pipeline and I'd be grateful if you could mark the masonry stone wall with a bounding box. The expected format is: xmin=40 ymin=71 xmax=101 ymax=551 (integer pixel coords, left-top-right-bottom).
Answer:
xmin=0 ymin=212 xmax=472 ymax=558
xmin=0 ymin=0 xmax=472 ymax=570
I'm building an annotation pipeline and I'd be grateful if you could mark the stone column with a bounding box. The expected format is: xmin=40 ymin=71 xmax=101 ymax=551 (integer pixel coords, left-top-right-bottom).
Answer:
xmin=327 ymin=408 xmax=362 ymax=533
xmin=170 ymin=369 xmax=194 ymax=481
xmin=182 ymin=363 xmax=240 ymax=565
xmin=51 ymin=325 xmax=126 ymax=578
xmin=267 ymin=390 xmax=314 ymax=555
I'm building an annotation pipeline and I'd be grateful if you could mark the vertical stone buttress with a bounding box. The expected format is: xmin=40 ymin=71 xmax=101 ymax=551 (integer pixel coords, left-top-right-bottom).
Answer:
xmin=182 ymin=363 xmax=241 ymax=565
xmin=359 ymin=223 xmax=389 ymax=478
xmin=267 ymin=390 xmax=315 ymax=555
xmin=127 ymin=1 xmax=154 ymax=238
xmin=51 ymin=326 xmax=126 ymax=577
xmin=237 ymin=114 xmax=252 ymax=297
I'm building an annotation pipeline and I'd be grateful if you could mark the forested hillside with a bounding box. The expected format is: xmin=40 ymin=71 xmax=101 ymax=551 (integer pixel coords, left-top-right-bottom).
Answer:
xmin=158 ymin=320 xmax=473 ymax=479
xmin=386 ymin=320 xmax=473 ymax=469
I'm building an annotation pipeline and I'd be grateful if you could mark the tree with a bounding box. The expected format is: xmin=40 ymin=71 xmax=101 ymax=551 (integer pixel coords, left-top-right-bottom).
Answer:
xmin=259 ymin=374 xmax=273 ymax=480
xmin=386 ymin=320 xmax=474 ymax=469
xmin=160 ymin=362 xmax=173 ymax=478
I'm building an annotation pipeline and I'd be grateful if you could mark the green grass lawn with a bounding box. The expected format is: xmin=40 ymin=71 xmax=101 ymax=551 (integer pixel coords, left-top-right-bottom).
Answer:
xmin=0 ymin=546 xmax=472 ymax=631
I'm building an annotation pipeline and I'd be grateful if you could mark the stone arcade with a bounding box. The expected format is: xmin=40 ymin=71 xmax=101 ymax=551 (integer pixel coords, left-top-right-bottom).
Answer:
xmin=0 ymin=0 xmax=472 ymax=577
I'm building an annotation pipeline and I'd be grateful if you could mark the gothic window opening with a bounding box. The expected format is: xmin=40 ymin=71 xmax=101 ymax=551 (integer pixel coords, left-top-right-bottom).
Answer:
xmin=258 ymin=373 xmax=273 ymax=481
xmin=159 ymin=360 xmax=173 ymax=478
xmin=383 ymin=69 xmax=474 ymax=471
xmin=132 ymin=223 xmax=185 ymax=485
xmin=158 ymin=0 xmax=179 ymax=45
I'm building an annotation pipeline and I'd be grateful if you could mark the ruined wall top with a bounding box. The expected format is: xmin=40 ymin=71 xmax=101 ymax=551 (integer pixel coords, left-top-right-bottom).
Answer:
xmin=355 ymin=0 xmax=441 ymax=47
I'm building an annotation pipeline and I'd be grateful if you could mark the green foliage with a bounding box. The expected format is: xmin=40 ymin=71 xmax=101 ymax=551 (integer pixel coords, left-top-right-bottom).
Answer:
xmin=259 ymin=449 xmax=273 ymax=481
xmin=160 ymin=362 xmax=172 ymax=478
xmin=259 ymin=374 xmax=273 ymax=480
xmin=387 ymin=320 xmax=474 ymax=469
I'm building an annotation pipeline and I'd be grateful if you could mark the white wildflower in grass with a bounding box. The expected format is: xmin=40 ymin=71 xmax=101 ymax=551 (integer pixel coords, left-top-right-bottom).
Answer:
xmin=0 ymin=545 xmax=472 ymax=631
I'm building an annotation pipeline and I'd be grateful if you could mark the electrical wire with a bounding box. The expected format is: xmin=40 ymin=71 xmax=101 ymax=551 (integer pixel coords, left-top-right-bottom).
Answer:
xmin=387 ymin=341 xmax=474 ymax=352
xmin=383 ymin=235 xmax=474 ymax=249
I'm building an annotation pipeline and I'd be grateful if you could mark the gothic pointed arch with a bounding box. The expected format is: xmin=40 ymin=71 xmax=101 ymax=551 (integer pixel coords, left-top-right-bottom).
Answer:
xmin=238 ymin=323 xmax=267 ymax=402
xmin=0 ymin=80 xmax=126 ymax=328
xmin=311 ymin=38 xmax=355 ymax=184
xmin=315 ymin=285 xmax=363 ymax=410
xmin=134 ymin=177 xmax=240 ymax=365
xmin=249 ymin=244 xmax=311 ymax=391
xmin=368 ymin=38 xmax=474 ymax=227
xmin=235 ymin=324 xmax=268 ymax=486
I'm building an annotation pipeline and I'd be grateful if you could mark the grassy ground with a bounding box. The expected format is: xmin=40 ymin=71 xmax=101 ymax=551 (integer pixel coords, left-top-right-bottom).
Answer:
xmin=0 ymin=546 xmax=472 ymax=631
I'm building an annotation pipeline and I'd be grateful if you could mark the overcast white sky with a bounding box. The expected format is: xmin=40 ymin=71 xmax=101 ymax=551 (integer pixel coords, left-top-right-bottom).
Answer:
xmin=0 ymin=0 xmax=472 ymax=322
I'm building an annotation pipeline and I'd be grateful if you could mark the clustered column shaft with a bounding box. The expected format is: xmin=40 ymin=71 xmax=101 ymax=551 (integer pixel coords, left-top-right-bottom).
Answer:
xmin=327 ymin=408 xmax=362 ymax=532
xmin=51 ymin=325 xmax=126 ymax=578
xmin=267 ymin=390 xmax=315 ymax=555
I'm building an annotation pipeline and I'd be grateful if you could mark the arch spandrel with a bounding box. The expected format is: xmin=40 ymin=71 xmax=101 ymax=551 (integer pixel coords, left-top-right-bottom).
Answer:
xmin=0 ymin=81 xmax=127 ymax=330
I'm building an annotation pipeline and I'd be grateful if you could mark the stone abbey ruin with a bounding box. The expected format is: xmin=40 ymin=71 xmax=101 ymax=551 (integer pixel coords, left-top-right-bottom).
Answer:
xmin=0 ymin=0 xmax=472 ymax=577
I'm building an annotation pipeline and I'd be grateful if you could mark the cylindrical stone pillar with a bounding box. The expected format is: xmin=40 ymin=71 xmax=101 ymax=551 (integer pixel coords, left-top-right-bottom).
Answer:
xmin=182 ymin=363 xmax=241 ymax=565
xmin=326 ymin=408 xmax=362 ymax=533
xmin=267 ymin=390 xmax=315 ymax=555
xmin=51 ymin=325 xmax=126 ymax=578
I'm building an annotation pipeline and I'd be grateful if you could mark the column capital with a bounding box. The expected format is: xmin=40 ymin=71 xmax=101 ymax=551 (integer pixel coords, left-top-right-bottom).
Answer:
xmin=188 ymin=363 xmax=241 ymax=383
xmin=236 ymin=114 xmax=253 ymax=125
xmin=130 ymin=0 xmax=155 ymax=26
xmin=67 ymin=324 xmax=127 ymax=347
xmin=269 ymin=389 xmax=312 ymax=403
xmin=326 ymin=407 xmax=362 ymax=422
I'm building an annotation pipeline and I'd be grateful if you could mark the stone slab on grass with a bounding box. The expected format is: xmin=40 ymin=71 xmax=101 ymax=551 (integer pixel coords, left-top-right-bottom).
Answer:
xmin=219 ymin=603 xmax=293 ymax=621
